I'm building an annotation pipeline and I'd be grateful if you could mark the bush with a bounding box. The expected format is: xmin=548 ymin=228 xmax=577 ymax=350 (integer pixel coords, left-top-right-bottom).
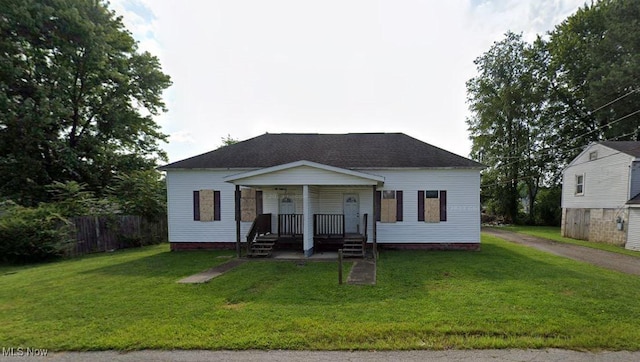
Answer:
xmin=535 ymin=187 xmax=562 ymax=226
xmin=0 ymin=203 xmax=73 ymax=263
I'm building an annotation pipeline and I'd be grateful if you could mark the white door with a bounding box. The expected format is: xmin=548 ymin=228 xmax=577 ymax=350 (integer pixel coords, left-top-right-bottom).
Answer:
xmin=279 ymin=196 xmax=295 ymax=214
xmin=343 ymin=194 xmax=359 ymax=234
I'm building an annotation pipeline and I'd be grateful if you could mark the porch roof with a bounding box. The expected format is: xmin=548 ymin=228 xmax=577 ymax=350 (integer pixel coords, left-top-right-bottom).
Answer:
xmin=223 ymin=160 xmax=384 ymax=186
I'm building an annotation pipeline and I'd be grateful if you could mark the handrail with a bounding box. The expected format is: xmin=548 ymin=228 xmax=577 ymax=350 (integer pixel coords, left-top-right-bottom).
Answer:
xmin=246 ymin=213 xmax=272 ymax=255
xmin=363 ymin=213 xmax=368 ymax=241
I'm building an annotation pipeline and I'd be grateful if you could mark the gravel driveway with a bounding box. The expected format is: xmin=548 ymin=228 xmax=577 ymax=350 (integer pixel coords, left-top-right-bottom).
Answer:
xmin=483 ymin=228 xmax=640 ymax=276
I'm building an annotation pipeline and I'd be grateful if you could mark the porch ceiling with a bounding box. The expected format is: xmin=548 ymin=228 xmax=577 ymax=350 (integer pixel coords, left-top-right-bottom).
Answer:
xmin=223 ymin=160 xmax=384 ymax=186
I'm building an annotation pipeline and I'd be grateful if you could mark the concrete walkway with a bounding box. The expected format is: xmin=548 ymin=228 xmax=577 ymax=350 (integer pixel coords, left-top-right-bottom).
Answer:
xmin=347 ymin=260 xmax=376 ymax=285
xmin=11 ymin=349 xmax=640 ymax=362
xmin=484 ymin=228 xmax=640 ymax=276
xmin=177 ymin=259 xmax=246 ymax=284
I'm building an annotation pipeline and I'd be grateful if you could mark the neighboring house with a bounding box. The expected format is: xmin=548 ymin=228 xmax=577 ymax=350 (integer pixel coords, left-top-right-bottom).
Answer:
xmin=561 ymin=141 xmax=640 ymax=251
xmin=159 ymin=133 xmax=483 ymax=257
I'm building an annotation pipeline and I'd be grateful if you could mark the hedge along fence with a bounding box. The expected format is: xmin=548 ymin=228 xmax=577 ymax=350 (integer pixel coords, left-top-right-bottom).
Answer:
xmin=71 ymin=215 xmax=168 ymax=256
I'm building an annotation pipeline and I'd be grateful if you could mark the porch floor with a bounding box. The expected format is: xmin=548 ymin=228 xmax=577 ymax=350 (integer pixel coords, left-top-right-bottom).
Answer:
xmin=270 ymin=250 xmax=340 ymax=260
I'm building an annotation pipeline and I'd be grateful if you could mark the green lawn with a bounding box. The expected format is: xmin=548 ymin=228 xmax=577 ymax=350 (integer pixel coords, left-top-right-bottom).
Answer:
xmin=496 ymin=225 xmax=640 ymax=258
xmin=1 ymin=236 xmax=640 ymax=351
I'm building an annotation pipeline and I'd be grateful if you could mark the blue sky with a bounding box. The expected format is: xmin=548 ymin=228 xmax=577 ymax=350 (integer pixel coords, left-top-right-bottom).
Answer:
xmin=110 ymin=0 xmax=586 ymax=163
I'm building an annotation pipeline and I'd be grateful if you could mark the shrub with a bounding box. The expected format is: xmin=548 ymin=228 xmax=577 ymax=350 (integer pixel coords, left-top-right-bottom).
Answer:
xmin=0 ymin=203 xmax=73 ymax=263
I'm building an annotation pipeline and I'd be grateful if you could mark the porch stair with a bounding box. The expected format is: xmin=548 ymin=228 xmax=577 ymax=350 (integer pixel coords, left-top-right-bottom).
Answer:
xmin=247 ymin=234 xmax=278 ymax=257
xmin=342 ymin=236 xmax=365 ymax=258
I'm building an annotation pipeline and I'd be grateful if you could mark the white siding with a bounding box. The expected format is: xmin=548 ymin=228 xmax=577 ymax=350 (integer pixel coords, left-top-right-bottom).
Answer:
xmin=626 ymin=208 xmax=640 ymax=251
xmin=166 ymin=170 xmax=253 ymax=243
xmin=166 ymin=167 xmax=481 ymax=245
xmin=316 ymin=187 xmax=374 ymax=237
xmin=562 ymin=144 xmax=635 ymax=209
xmin=367 ymin=169 xmax=481 ymax=244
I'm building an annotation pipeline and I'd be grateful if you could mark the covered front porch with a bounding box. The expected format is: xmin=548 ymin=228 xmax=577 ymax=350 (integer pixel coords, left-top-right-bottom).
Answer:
xmin=224 ymin=160 xmax=384 ymax=258
xmin=244 ymin=211 xmax=369 ymax=257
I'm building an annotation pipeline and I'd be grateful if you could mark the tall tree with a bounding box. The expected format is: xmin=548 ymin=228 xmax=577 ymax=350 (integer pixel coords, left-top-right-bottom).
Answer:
xmin=0 ymin=0 xmax=171 ymax=205
xmin=466 ymin=32 xmax=548 ymax=223
xmin=546 ymin=0 xmax=640 ymax=163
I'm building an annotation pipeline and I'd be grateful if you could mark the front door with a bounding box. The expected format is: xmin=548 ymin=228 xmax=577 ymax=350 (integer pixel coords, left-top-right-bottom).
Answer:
xmin=343 ymin=194 xmax=359 ymax=234
xmin=279 ymin=196 xmax=295 ymax=214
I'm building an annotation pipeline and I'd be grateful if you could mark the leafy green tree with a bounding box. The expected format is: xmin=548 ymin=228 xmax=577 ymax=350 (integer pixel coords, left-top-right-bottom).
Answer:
xmin=220 ymin=134 xmax=239 ymax=148
xmin=467 ymin=32 xmax=549 ymax=223
xmin=0 ymin=0 xmax=171 ymax=205
xmin=109 ymin=170 xmax=166 ymax=221
xmin=546 ymin=0 xmax=640 ymax=162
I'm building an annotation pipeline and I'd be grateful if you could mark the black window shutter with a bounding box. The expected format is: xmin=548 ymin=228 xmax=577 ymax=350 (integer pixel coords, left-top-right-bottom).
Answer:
xmin=214 ymin=191 xmax=221 ymax=221
xmin=439 ymin=190 xmax=447 ymax=222
xmin=256 ymin=190 xmax=263 ymax=215
xmin=375 ymin=191 xmax=381 ymax=221
xmin=193 ymin=191 xmax=200 ymax=221
xmin=396 ymin=190 xmax=403 ymax=221
xmin=417 ymin=190 xmax=425 ymax=221
xmin=234 ymin=189 xmax=240 ymax=221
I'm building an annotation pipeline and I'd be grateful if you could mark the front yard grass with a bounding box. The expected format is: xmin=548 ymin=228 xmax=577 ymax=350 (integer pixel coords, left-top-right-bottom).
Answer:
xmin=1 ymin=236 xmax=640 ymax=351
xmin=497 ymin=225 xmax=640 ymax=258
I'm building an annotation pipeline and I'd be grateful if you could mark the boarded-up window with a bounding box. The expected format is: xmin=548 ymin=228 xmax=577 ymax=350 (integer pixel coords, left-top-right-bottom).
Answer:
xmin=193 ymin=189 xmax=219 ymax=222
xmin=381 ymin=191 xmax=397 ymax=223
xmin=379 ymin=190 xmax=403 ymax=223
xmin=418 ymin=190 xmax=447 ymax=223
xmin=199 ymin=189 xmax=215 ymax=221
xmin=424 ymin=190 xmax=440 ymax=223
xmin=238 ymin=188 xmax=263 ymax=222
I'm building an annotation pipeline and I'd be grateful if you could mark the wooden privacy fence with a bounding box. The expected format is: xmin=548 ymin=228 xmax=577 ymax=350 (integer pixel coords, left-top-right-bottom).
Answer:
xmin=70 ymin=215 xmax=167 ymax=256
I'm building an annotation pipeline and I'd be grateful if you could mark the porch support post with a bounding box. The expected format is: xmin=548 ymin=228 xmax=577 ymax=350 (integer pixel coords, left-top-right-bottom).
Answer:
xmin=372 ymin=185 xmax=378 ymax=260
xmin=235 ymin=184 xmax=241 ymax=258
xmin=303 ymin=184 xmax=313 ymax=257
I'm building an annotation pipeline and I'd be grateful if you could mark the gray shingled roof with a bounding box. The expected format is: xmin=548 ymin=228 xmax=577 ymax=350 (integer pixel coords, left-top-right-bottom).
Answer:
xmin=159 ymin=133 xmax=483 ymax=170
xmin=600 ymin=141 xmax=640 ymax=157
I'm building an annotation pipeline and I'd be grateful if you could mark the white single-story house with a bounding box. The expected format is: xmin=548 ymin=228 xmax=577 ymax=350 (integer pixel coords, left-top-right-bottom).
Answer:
xmin=159 ymin=133 xmax=483 ymax=257
xmin=561 ymin=141 xmax=640 ymax=251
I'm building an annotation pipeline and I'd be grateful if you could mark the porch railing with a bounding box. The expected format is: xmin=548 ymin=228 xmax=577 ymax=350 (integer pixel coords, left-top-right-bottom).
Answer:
xmin=278 ymin=214 xmax=304 ymax=237
xmin=362 ymin=213 xmax=368 ymax=241
xmin=313 ymin=214 xmax=345 ymax=238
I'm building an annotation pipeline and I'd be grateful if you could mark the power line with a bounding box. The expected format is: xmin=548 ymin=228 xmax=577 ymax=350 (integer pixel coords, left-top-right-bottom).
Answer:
xmin=588 ymin=89 xmax=638 ymax=115
xmin=475 ymin=90 xmax=640 ymax=165
xmin=483 ymin=108 xmax=640 ymax=173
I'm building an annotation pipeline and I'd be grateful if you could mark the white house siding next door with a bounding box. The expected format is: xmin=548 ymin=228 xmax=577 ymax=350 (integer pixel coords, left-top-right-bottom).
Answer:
xmin=343 ymin=194 xmax=359 ymax=233
xmin=627 ymin=208 xmax=640 ymax=251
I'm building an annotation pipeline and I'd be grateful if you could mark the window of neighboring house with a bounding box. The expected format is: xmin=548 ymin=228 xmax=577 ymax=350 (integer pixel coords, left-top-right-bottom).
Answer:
xmin=240 ymin=188 xmax=263 ymax=222
xmin=375 ymin=190 xmax=403 ymax=222
xmin=575 ymin=174 xmax=585 ymax=195
xmin=589 ymin=151 xmax=598 ymax=161
xmin=418 ymin=190 xmax=447 ymax=223
xmin=193 ymin=190 xmax=220 ymax=221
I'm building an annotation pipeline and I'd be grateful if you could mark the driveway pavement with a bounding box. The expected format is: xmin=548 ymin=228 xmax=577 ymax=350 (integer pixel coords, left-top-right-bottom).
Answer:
xmin=5 ymin=349 xmax=640 ymax=362
xmin=483 ymin=228 xmax=640 ymax=276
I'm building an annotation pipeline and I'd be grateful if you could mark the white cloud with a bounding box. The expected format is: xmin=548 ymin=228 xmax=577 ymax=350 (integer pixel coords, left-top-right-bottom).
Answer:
xmin=109 ymin=0 xmax=586 ymax=162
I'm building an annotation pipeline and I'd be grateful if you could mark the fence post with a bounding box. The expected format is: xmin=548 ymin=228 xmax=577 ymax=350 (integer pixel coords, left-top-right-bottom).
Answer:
xmin=94 ymin=216 xmax=101 ymax=251
xmin=338 ymin=249 xmax=343 ymax=285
